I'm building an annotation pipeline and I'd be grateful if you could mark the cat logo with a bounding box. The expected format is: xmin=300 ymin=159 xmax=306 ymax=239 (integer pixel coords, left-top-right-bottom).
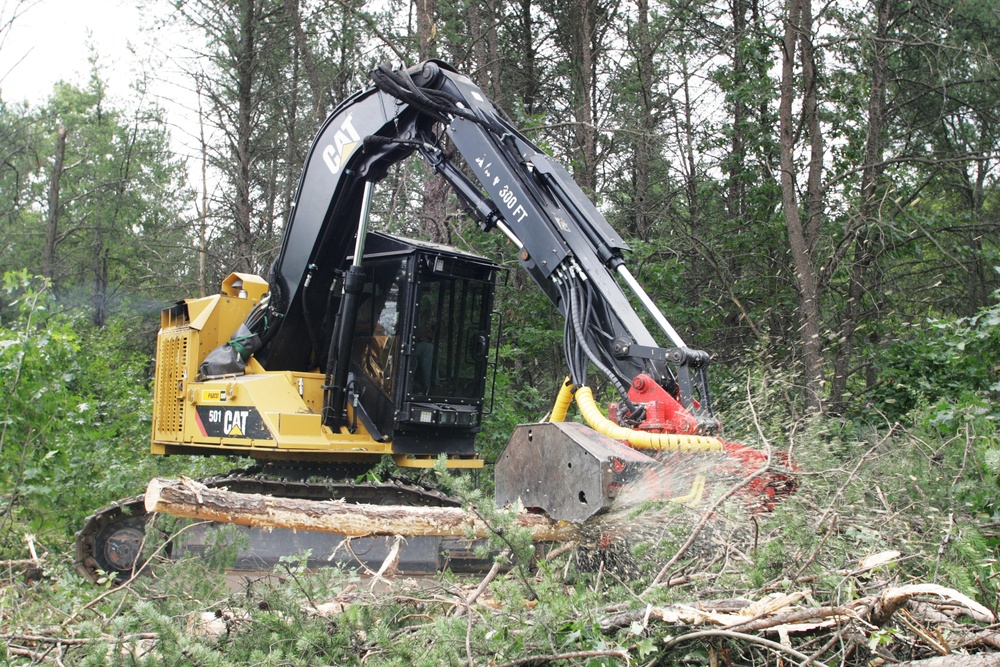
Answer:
xmin=223 ymin=409 xmax=250 ymax=437
xmin=322 ymin=113 xmax=361 ymax=175
xmin=195 ymin=405 xmax=273 ymax=441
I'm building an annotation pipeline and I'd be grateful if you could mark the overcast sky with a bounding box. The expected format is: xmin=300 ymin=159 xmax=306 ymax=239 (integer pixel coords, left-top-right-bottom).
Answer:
xmin=1 ymin=0 xmax=155 ymax=103
xmin=3 ymin=0 xmax=213 ymax=173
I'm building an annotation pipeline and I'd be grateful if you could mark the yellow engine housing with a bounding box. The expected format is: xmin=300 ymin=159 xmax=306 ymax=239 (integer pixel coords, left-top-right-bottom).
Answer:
xmin=150 ymin=273 xmax=482 ymax=470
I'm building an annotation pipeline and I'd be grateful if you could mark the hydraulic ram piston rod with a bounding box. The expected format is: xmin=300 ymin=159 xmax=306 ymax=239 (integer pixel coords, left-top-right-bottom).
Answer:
xmin=616 ymin=265 xmax=687 ymax=349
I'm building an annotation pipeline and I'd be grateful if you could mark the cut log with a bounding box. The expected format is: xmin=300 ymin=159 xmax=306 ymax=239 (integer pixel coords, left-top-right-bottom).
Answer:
xmin=144 ymin=477 xmax=579 ymax=543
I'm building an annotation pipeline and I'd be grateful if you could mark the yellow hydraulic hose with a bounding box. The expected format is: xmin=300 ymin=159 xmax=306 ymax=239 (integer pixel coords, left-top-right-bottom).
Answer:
xmin=549 ymin=378 xmax=576 ymax=423
xmin=573 ymin=386 xmax=724 ymax=453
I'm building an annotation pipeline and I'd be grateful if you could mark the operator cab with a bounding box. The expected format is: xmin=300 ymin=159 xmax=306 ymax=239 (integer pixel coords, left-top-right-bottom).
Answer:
xmin=347 ymin=232 xmax=498 ymax=457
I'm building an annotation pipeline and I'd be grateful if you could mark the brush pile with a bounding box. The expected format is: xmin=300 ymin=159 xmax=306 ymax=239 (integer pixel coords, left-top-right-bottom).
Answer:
xmin=3 ymin=416 xmax=1000 ymax=666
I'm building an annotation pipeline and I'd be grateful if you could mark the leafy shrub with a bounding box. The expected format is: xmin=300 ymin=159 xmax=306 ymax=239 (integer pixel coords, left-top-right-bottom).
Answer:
xmin=0 ymin=272 xmax=83 ymax=549
xmin=0 ymin=271 xmax=219 ymax=558
xmin=869 ymin=292 xmax=1000 ymax=422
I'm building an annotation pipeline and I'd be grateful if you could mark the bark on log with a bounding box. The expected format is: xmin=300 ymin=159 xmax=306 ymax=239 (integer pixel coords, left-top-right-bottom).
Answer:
xmin=144 ymin=477 xmax=579 ymax=542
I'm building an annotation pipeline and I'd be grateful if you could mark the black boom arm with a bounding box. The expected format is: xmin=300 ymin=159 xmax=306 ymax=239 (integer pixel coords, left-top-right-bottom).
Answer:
xmin=255 ymin=60 xmax=718 ymax=431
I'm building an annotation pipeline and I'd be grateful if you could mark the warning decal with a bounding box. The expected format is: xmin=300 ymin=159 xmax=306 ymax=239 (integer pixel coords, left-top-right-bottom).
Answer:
xmin=201 ymin=389 xmax=225 ymax=402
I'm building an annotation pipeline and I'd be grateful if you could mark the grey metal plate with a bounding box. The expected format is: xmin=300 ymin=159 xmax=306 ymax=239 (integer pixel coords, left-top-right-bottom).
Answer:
xmin=494 ymin=422 xmax=660 ymax=523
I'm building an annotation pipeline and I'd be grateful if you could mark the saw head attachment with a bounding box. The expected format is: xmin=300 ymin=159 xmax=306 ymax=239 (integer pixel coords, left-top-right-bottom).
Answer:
xmin=495 ymin=421 xmax=667 ymax=523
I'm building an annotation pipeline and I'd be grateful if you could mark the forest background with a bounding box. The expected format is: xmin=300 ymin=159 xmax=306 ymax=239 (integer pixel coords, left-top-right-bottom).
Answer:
xmin=1 ymin=0 xmax=999 ymax=664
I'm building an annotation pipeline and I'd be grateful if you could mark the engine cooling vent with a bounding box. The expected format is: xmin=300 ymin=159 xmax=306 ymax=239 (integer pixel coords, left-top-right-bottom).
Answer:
xmin=154 ymin=330 xmax=193 ymax=437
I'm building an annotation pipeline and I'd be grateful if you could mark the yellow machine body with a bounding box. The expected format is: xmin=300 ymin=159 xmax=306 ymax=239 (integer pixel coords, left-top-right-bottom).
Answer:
xmin=150 ymin=272 xmax=482 ymax=469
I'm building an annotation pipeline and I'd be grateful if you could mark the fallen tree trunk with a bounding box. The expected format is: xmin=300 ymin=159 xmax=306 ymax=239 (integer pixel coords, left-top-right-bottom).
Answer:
xmin=145 ymin=477 xmax=579 ymax=542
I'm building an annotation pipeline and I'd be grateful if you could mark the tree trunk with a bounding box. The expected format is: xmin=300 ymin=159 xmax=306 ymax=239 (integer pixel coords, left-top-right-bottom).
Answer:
xmin=92 ymin=227 xmax=108 ymax=327
xmin=414 ymin=0 xmax=453 ymax=241
xmin=415 ymin=0 xmax=436 ymax=59
xmin=42 ymin=126 xmax=67 ymax=282
xmin=727 ymin=0 xmax=748 ymax=222
xmin=483 ymin=0 xmax=502 ymax=104
xmin=829 ymin=0 xmax=891 ymax=411
xmin=144 ymin=477 xmax=579 ymax=543
xmin=283 ymin=0 xmax=325 ymax=126
xmin=233 ymin=0 xmax=258 ymax=274
xmin=800 ymin=0 xmax=823 ymax=254
xmin=778 ymin=0 xmax=824 ymax=412
xmin=680 ymin=55 xmax=700 ymax=233
xmin=281 ymin=56 xmax=299 ymax=238
xmin=518 ymin=0 xmax=537 ymax=116
xmin=197 ymin=85 xmax=209 ymax=298
xmin=468 ymin=0 xmax=502 ymax=103
xmin=571 ymin=0 xmax=597 ymax=195
xmin=631 ymin=0 xmax=656 ymax=241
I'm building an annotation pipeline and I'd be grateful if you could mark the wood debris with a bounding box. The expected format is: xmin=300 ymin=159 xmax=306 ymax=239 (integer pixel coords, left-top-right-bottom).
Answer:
xmin=600 ymin=581 xmax=998 ymax=661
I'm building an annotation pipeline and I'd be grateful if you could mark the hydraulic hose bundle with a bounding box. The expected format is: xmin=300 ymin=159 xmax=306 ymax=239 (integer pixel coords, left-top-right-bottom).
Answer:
xmin=553 ymin=263 xmax=636 ymax=413
xmin=370 ymin=62 xmax=508 ymax=135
